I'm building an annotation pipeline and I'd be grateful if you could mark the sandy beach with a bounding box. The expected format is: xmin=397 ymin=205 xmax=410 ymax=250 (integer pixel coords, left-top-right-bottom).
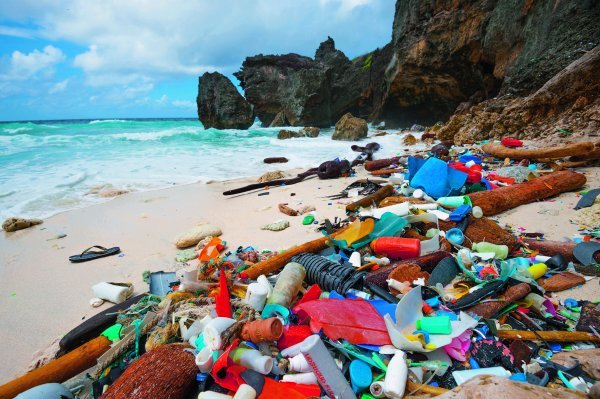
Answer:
xmin=1 ymin=162 xmax=598 ymax=383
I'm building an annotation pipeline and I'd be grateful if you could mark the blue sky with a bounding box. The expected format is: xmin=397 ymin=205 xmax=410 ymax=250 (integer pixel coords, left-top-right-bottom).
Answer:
xmin=0 ymin=0 xmax=394 ymax=121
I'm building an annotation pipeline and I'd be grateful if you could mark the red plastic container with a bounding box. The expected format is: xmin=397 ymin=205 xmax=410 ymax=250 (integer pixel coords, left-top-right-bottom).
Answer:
xmin=501 ymin=137 xmax=523 ymax=148
xmin=449 ymin=162 xmax=482 ymax=183
xmin=370 ymin=237 xmax=421 ymax=260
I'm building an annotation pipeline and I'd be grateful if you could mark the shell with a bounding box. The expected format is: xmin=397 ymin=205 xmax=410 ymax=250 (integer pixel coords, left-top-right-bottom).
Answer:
xmin=260 ymin=220 xmax=290 ymax=231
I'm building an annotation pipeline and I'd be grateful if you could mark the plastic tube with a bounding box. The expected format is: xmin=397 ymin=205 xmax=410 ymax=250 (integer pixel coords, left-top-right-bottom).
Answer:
xmin=384 ymin=351 xmax=408 ymax=398
xmin=203 ymin=317 xmax=236 ymax=350
xmin=266 ymin=262 xmax=306 ymax=308
xmin=300 ymin=335 xmax=356 ymax=399
xmin=245 ymin=283 xmax=268 ymax=311
xmin=288 ymin=353 xmax=312 ymax=372
xmin=281 ymin=335 xmax=318 ymax=358
xmin=281 ymin=372 xmax=318 ymax=385
xmin=230 ymin=348 xmax=274 ymax=375
xmin=233 ymin=384 xmax=257 ymax=399
xmin=370 ymin=381 xmax=386 ymax=398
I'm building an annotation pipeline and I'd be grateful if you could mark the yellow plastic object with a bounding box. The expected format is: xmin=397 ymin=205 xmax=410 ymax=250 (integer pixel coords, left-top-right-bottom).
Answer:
xmin=528 ymin=263 xmax=548 ymax=280
xmin=332 ymin=218 xmax=375 ymax=248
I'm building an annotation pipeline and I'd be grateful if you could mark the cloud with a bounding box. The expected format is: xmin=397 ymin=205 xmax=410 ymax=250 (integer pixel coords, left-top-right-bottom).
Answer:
xmin=1 ymin=45 xmax=65 ymax=81
xmin=49 ymin=78 xmax=69 ymax=94
xmin=172 ymin=100 xmax=195 ymax=109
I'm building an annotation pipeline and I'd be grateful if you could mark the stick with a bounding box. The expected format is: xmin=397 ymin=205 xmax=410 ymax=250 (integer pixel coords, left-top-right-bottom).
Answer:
xmin=522 ymin=238 xmax=577 ymax=262
xmin=570 ymin=148 xmax=600 ymax=162
xmin=240 ymin=227 xmax=348 ymax=280
xmin=467 ymin=170 xmax=586 ymax=216
xmin=497 ymin=330 xmax=600 ymax=343
xmin=346 ymin=185 xmax=394 ymax=212
xmin=223 ymin=168 xmax=318 ymax=196
xmin=370 ymin=168 xmax=404 ymax=176
xmin=481 ymin=142 xmax=594 ymax=160
xmin=406 ymin=379 xmax=448 ymax=396
xmin=0 ymin=336 xmax=111 ymax=399
xmin=365 ymin=157 xmax=401 ymax=171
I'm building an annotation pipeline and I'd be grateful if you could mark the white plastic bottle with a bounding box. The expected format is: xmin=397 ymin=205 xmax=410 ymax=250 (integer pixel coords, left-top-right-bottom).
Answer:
xmin=288 ymin=353 xmax=312 ymax=372
xmin=384 ymin=350 xmax=408 ymax=398
xmin=230 ymin=348 xmax=274 ymax=375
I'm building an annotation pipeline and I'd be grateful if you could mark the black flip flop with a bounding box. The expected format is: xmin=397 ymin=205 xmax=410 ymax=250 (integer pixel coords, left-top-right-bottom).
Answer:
xmin=69 ymin=245 xmax=121 ymax=263
xmin=573 ymin=242 xmax=600 ymax=266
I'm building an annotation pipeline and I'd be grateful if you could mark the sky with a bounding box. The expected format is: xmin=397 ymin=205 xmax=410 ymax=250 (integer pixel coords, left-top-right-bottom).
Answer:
xmin=0 ymin=0 xmax=395 ymax=121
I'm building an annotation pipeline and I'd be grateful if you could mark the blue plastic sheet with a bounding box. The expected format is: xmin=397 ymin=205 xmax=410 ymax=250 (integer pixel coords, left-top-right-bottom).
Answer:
xmin=408 ymin=157 xmax=468 ymax=199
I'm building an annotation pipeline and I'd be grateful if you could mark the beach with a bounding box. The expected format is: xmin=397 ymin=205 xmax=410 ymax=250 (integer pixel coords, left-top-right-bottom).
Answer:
xmin=1 ymin=161 xmax=599 ymax=383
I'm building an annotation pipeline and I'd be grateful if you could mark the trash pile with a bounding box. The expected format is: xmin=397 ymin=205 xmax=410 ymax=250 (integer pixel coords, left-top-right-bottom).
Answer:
xmin=3 ymin=137 xmax=600 ymax=399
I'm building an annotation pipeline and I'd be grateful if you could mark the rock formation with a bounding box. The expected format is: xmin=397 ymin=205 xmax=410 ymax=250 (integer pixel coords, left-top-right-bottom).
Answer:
xmin=197 ymin=72 xmax=254 ymax=129
xmin=332 ymin=113 xmax=368 ymax=141
xmin=277 ymin=127 xmax=320 ymax=140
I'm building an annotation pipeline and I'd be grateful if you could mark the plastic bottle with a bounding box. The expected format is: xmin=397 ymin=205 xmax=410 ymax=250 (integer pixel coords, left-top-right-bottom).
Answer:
xmin=288 ymin=353 xmax=312 ymax=372
xmin=245 ymin=283 xmax=268 ymax=311
xmin=195 ymin=346 xmax=214 ymax=372
xmin=256 ymin=275 xmax=273 ymax=297
xmin=471 ymin=242 xmax=508 ymax=259
xmin=437 ymin=196 xmax=471 ymax=209
xmin=527 ymin=263 xmax=548 ymax=279
xmin=370 ymin=237 xmax=420 ymax=260
xmin=203 ymin=317 xmax=236 ymax=350
xmin=266 ymin=262 xmax=306 ymax=308
xmin=233 ymin=384 xmax=257 ymax=399
xmin=415 ymin=316 xmax=451 ymax=335
xmin=281 ymin=334 xmax=317 ymax=358
xmin=383 ymin=351 xmax=408 ymax=398
xmin=230 ymin=348 xmax=274 ymax=375
xmin=281 ymin=372 xmax=318 ymax=385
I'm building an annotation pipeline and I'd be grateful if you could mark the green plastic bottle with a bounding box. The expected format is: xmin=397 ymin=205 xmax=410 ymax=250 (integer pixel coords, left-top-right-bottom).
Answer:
xmin=415 ymin=316 xmax=451 ymax=335
xmin=471 ymin=242 xmax=509 ymax=259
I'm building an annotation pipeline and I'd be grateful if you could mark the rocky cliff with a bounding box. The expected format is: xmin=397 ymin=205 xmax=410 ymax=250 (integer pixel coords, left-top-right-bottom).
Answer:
xmin=197 ymin=72 xmax=254 ymax=130
xmin=198 ymin=0 xmax=599 ymax=136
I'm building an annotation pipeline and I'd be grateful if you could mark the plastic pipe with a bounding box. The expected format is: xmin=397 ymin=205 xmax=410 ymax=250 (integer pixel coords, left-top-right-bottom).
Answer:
xmin=233 ymin=384 xmax=257 ymax=399
xmin=198 ymin=392 xmax=232 ymax=399
xmin=91 ymin=282 xmax=133 ymax=304
xmin=369 ymin=381 xmax=386 ymax=398
xmin=245 ymin=283 xmax=268 ymax=311
xmin=230 ymin=348 xmax=274 ymax=375
xmin=282 ymin=372 xmax=318 ymax=385
xmin=288 ymin=353 xmax=312 ymax=372
xmin=195 ymin=346 xmax=214 ymax=373
xmin=281 ymin=335 xmax=318 ymax=358
xmin=203 ymin=317 xmax=236 ymax=350
xmin=384 ymin=351 xmax=408 ymax=398
xmin=300 ymin=335 xmax=356 ymax=399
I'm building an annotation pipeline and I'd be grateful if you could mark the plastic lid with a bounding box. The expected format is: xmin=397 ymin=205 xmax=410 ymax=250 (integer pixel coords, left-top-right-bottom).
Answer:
xmin=349 ymin=359 xmax=372 ymax=392
xmin=101 ymin=323 xmax=123 ymax=342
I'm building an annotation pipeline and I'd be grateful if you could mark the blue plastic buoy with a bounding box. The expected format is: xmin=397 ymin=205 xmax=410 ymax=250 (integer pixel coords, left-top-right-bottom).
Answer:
xmin=349 ymin=359 xmax=372 ymax=393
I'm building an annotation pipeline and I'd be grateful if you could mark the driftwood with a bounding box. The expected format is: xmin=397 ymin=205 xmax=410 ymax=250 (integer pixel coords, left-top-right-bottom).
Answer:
xmin=0 ymin=336 xmax=111 ymax=399
xmin=467 ymin=170 xmax=586 ymax=216
xmin=370 ymin=168 xmax=404 ymax=176
xmin=522 ymin=238 xmax=577 ymax=262
xmin=379 ymin=196 xmax=430 ymax=207
xmin=467 ymin=283 xmax=531 ymax=319
xmin=365 ymin=157 xmax=401 ymax=171
xmin=58 ymin=293 xmax=147 ymax=356
xmin=570 ymin=148 xmax=600 ymax=162
xmin=439 ymin=216 xmax=518 ymax=252
xmin=240 ymin=227 xmax=347 ymax=279
xmin=497 ymin=330 xmax=600 ymax=343
xmin=351 ymin=142 xmax=381 ymax=167
xmin=224 ymin=168 xmax=318 ymax=196
xmin=481 ymin=141 xmax=594 ymax=160
xmin=263 ymin=157 xmax=289 ymax=164
xmin=346 ymin=185 xmax=394 ymax=212
xmin=278 ymin=203 xmax=298 ymax=216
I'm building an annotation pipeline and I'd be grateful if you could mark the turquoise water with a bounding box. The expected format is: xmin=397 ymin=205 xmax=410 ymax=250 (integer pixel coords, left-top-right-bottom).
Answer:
xmin=0 ymin=118 xmax=407 ymax=219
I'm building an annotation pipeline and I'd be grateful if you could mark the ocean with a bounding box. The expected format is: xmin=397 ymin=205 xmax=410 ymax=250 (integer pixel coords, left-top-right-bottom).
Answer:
xmin=0 ymin=118 xmax=412 ymax=220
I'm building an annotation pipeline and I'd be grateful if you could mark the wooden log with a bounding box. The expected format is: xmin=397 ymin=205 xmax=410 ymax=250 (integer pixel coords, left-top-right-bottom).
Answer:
xmin=497 ymin=330 xmax=600 ymax=343
xmin=346 ymin=184 xmax=394 ymax=212
xmin=379 ymin=196 xmax=430 ymax=207
xmin=264 ymin=157 xmax=289 ymax=164
xmin=58 ymin=293 xmax=146 ymax=356
xmin=0 ymin=336 xmax=111 ymax=399
xmin=223 ymin=168 xmax=318 ymax=195
xmin=365 ymin=157 xmax=401 ymax=171
xmin=240 ymin=227 xmax=347 ymax=280
xmin=522 ymin=238 xmax=577 ymax=262
xmin=467 ymin=170 xmax=586 ymax=216
xmin=439 ymin=216 xmax=518 ymax=252
xmin=481 ymin=141 xmax=594 ymax=160
xmin=370 ymin=168 xmax=404 ymax=176
xmin=569 ymin=148 xmax=600 ymax=162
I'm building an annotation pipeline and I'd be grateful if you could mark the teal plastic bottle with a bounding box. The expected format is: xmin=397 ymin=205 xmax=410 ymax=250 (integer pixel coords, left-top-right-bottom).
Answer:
xmin=415 ymin=315 xmax=452 ymax=334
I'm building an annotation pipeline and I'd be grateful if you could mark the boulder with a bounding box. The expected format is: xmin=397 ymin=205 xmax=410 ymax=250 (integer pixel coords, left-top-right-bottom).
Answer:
xmin=332 ymin=113 xmax=368 ymax=141
xmin=257 ymin=171 xmax=286 ymax=183
xmin=196 ymin=72 xmax=254 ymax=129
xmin=277 ymin=127 xmax=320 ymax=139
xmin=2 ymin=217 xmax=43 ymax=232
xmin=300 ymin=127 xmax=320 ymax=137
xmin=175 ymin=224 xmax=222 ymax=249
xmin=277 ymin=130 xmax=301 ymax=140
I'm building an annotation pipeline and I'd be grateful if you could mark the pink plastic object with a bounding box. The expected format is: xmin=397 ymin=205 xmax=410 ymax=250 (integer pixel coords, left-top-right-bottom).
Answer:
xmin=443 ymin=331 xmax=471 ymax=361
xmin=294 ymin=298 xmax=392 ymax=346
xmin=370 ymin=237 xmax=420 ymax=260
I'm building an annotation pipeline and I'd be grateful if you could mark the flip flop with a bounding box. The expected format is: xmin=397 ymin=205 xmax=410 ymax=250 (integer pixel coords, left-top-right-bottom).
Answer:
xmin=574 ymin=188 xmax=600 ymax=210
xmin=573 ymin=241 xmax=600 ymax=266
xmin=69 ymin=245 xmax=121 ymax=263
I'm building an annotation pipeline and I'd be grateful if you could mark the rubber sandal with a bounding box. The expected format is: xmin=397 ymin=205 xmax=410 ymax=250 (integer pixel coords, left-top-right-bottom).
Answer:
xmin=69 ymin=245 xmax=121 ymax=263
xmin=574 ymin=188 xmax=600 ymax=210
xmin=573 ymin=241 xmax=600 ymax=266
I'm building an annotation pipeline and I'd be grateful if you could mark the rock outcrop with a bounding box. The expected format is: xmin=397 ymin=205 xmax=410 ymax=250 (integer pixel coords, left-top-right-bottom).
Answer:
xmin=277 ymin=127 xmax=320 ymax=140
xmin=332 ymin=113 xmax=368 ymax=141
xmin=436 ymin=45 xmax=600 ymax=144
xmin=197 ymin=72 xmax=254 ymax=129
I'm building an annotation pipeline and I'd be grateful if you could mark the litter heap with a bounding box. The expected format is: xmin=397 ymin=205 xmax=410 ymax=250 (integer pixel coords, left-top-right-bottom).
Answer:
xmin=3 ymin=137 xmax=600 ymax=399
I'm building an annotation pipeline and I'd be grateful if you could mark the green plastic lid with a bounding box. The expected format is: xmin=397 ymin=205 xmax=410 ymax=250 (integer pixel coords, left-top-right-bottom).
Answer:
xmin=101 ymin=323 xmax=123 ymax=342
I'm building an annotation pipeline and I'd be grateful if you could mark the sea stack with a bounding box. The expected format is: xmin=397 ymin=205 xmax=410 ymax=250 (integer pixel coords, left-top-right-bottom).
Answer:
xmin=197 ymin=71 xmax=254 ymax=129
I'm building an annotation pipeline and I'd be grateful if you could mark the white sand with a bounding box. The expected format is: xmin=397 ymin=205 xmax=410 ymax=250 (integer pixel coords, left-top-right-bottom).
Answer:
xmin=0 ymin=164 xmax=598 ymax=384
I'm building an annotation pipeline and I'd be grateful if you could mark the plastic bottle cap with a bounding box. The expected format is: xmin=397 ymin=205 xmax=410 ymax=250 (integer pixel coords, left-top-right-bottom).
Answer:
xmin=349 ymin=359 xmax=373 ymax=393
